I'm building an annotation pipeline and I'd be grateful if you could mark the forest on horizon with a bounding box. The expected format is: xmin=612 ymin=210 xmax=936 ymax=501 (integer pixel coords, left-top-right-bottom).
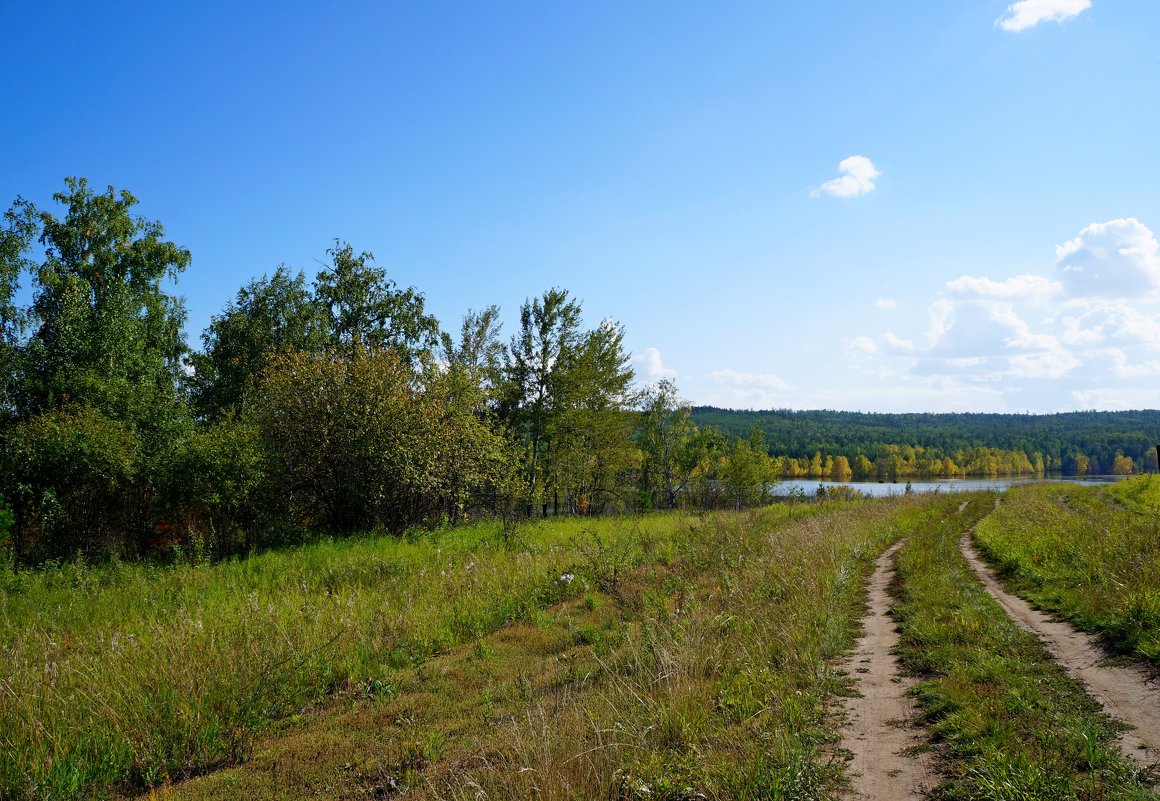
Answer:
xmin=693 ymin=406 xmax=1160 ymax=477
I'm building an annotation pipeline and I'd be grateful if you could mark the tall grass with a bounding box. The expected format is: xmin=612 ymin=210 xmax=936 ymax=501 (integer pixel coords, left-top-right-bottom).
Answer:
xmin=973 ymin=478 xmax=1160 ymax=663
xmin=0 ymin=516 xmax=684 ymax=800
xmin=400 ymin=496 xmax=949 ymax=799
xmin=893 ymin=494 xmax=1155 ymax=800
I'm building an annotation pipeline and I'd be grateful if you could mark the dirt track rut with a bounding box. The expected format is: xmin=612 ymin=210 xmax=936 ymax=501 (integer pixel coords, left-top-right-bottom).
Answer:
xmin=960 ymin=533 xmax=1160 ymax=768
xmin=839 ymin=540 xmax=935 ymax=800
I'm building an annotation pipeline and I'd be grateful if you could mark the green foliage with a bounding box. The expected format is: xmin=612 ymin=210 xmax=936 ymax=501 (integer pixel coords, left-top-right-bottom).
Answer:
xmin=635 ymin=380 xmax=705 ymax=510
xmin=251 ymin=348 xmax=511 ymax=535
xmin=314 ymin=239 xmax=440 ymax=359
xmin=189 ymin=266 xmax=327 ymax=419
xmin=693 ymin=407 xmax=1160 ymax=475
xmin=3 ymin=406 xmax=137 ymax=561
xmin=0 ymin=178 xmax=193 ymax=561
xmin=17 ymin=177 xmax=190 ymax=420
xmin=440 ymin=304 xmax=505 ymax=396
xmin=501 ymin=288 xmax=637 ymax=516
xmin=162 ymin=415 xmax=270 ymax=555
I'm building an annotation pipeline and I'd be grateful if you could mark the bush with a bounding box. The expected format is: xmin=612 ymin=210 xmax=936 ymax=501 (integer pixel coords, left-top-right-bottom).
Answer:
xmin=250 ymin=348 xmax=513 ymax=536
xmin=2 ymin=406 xmax=137 ymax=561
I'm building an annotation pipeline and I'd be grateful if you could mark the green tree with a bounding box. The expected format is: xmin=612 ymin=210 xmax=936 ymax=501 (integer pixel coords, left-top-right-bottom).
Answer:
xmin=501 ymin=288 xmax=583 ymax=516
xmin=314 ymin=240 xmax=439 ymax=359
xmin=549 ymin=319 xmax=636 ymax=514
xmin=636 ymin=379 xmax=703 ymax=509
xmin=4 ymin=406 xmax=137 ymax=560
xmin=441 ymin=305 xmax=505 ymax=403
xmin=721 ymin=426 xmax=775 ymax=510
xmin=16 ymin=178 xmax=190 ymax=420
xmin=189 ymin=266 xmax=328 ymax=418
xmin=0 ymin=179 xmax=192 ymax=560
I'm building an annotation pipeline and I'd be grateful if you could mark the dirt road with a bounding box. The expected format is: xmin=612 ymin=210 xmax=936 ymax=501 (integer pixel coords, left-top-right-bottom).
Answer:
xmin=838 ymin=540 xmax=936 ymax=800
xmin=960 ymin=533 xmax=1160 ymax=768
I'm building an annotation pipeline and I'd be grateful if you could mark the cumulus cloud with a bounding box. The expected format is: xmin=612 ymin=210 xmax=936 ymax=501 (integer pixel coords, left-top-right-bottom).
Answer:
xmin=811 ymin=156 xmax=881 ymax=198
xmin=1055 ymin=218 xmax=1160 ymax=299
xmin=997 ymin=0 xmax=1091 ymax=32
xmin=945 ymin=274 xmax=1062 ymax=303
xmin=875 ymin=297 xmax=898 ymax=310
xmin=633 ymin=347 xmax=677 ymax=380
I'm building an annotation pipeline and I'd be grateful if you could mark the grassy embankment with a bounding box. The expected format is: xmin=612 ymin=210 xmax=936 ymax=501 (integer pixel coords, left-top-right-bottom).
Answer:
xmin=973 ymin=476 xmax=1160 ymax=664
xmin=893 ymin=494 xmax=1156 ymax=800
xmin=3 ymin=497 xmax=942 ymax=801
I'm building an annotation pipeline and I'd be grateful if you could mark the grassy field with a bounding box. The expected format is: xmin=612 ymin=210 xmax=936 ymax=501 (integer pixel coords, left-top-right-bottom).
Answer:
xmin=2 ymin=500 xmax=933 ymax=801
xmin=973 ymin=477 xmax=1160 ymax=664
xmin=0 ymin=515 xmax=686 ymax=799
xmin=892 ymin=494 xmax=1156 ymax=800
xmin=6 ymin=484 xmax=1159 ymax=800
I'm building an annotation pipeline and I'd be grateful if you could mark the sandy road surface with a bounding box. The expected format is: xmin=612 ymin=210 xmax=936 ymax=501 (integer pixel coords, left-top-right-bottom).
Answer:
xmin=960 ymin=533 xmax=1160 ymax=768
xmin=839 ymin=540 xmax=936 ymax=800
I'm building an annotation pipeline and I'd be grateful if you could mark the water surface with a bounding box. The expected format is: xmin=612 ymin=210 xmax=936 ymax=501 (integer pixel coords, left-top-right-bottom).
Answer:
xmin=775 ymin=476 xmax=1125 ymax=498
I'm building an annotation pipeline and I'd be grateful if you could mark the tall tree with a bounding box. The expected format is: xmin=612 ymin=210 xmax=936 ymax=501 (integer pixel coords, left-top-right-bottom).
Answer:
xmin=0 ymin=178 xmax=192 ymax=559
xmin=16 ymin=177 xmax=191 ymax=420
xmin=441 ymin=305 xmax=504 ymax=402
xmin=501 ymin=288 xmax=583 ymax=515
xmin=313 ymin=240 xmax=439 ymax=360
xmin=636 ymin=380 xmax=704 ymax=509
xmin=549 ymin=318 xmax=636 ymax=514
xmin=190 ymin=266 xmax=328 ymax=418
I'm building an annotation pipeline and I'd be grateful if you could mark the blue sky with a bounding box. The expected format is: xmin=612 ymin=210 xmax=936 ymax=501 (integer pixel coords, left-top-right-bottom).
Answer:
xmin=3 ymin=1 xmax=1157 ymax=412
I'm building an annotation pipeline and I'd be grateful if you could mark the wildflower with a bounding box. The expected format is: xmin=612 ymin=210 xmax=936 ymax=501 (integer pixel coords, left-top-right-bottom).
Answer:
xmin=559 ymin=573 xmax=575 ymax=584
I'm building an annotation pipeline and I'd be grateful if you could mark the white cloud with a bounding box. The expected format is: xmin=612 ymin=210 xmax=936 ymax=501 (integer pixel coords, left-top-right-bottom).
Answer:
xmin=1055 ymin=218 xmax=1160 ymax=299
xmin=1060 ymin=302 xmax=1160 ymax=348
xmin=884 ymin=332 xmax=914 ymax=352
xmin=704 ymin=369 xmax=790 ymax=409
xmin=1070 ymin=387 xmax=1160 ymax=410
xmin=945 ymin=274 xmax=1062 ymax=303
xmin=633 ymin=346 xmax=677 ymax=380
xmin=811 ymin=155 xmax=881 ymax=198
xmin=875 ymin=297 xmax=898 ymax=310
xmin=997 ymin=0 xmax=1091 ymax=32
xmin=1008 ymin=349 xmax=1081 ymax=379
xmin=846 ymin=336 xmax=878 ymax=358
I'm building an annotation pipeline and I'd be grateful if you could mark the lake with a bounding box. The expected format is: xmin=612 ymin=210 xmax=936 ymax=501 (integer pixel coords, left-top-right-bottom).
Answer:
xmin=774 ymin=476 xmax=1126 ymax=498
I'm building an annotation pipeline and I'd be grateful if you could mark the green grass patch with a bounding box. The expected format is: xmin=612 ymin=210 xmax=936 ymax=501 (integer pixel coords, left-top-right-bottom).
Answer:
xmin=145 ymin=495 xmax=986 ymax=800
xmin=893 ymin=494 xmax=1157 ymax=800
xmin=974 ymin=481 xmax=1160 ymax=664
xmin=1107 ymin=474 xmax=1160 ymax=515
xmin=0 ymin=515 xmax=687 ymax=800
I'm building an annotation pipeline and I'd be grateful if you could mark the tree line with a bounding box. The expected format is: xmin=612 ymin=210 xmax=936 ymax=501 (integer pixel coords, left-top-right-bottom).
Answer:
xmin=692 ymin=408 xmax=1160 ymax=476
xmin=0 ymin=179 xmax=786 ymax=564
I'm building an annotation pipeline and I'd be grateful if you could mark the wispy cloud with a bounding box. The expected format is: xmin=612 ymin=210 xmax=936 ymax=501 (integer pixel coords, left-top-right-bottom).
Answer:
xmin=945 ymin=274 xmax=1062 ymax=303
xmin=997 ymin=0 xmax=1091 ymax=32
xmin=875 ymin=297 xmax=898 ymax=310
xmin=704 ymin=369 xmax=790 ymax=409
xmin=811 ymin=155 xmax=881 ymax=198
